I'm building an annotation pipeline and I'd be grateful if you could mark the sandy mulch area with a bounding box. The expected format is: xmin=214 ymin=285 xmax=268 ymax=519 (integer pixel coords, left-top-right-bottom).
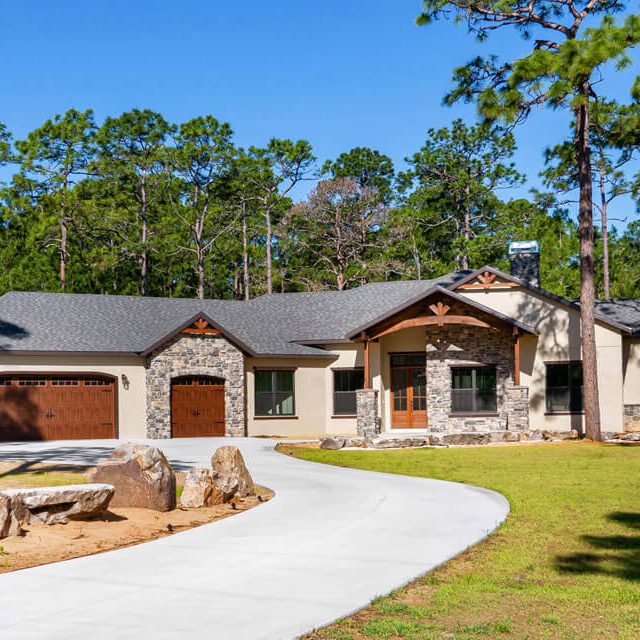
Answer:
xmin=0 ymin=462 xmax=273 ymax=574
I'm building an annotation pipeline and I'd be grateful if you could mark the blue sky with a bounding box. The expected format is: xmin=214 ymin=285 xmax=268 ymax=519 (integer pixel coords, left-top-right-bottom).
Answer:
xmin=1 ymin=0 xmax=639 ymax=227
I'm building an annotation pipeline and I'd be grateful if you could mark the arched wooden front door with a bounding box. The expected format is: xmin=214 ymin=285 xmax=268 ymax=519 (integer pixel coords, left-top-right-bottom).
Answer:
xmin=171 ymin=376 xmax=225 ymax=437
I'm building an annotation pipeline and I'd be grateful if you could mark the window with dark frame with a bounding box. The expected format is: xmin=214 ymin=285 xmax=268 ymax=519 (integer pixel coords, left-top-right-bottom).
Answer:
xmin=333 ymin=369 xmax=364 ymax=415
xmin=546 ymin=362 xmax=583 ymax=413
xmin=451 ymin=366 xmax=497 ymax=413
xmin=255 ymin=370 xmax=295 ymax=416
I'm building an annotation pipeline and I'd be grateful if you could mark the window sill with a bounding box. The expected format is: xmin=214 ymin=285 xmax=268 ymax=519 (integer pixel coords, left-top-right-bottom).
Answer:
xmin=449 ymin=412 xmax=499 ymax=418
xmin=544 ymin=411 xmax=584 ymax=416
xmin=253 ymin=415 xmax=298 ymax=420
xmin=331 ymin=414 xmax=357 ymax=419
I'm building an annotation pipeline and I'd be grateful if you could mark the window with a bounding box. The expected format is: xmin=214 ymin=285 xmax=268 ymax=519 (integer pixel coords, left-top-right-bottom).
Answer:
xmin=390 ymin=354 xmax=426 ymax=367
xmin=333 ymin=369 xmax=364 ymax=415
xmin=546 ymin=362 xmax=583 ymax=413
xmin=255 ymin=370 xmax=295 ymax=416
xmin=451 ymin=366 xmax=497 ymax=413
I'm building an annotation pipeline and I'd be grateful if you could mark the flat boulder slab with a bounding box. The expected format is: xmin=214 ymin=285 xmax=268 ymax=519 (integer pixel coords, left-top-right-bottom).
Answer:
xmin=211 ymin=446 xmax=254 ymax=498
xmin=90 ymin=443 xmax=176 ymax=512
xmin=1 ymin=484 xmax=114 ymax=526
xmin=0 ymin=494 xmax=20 ymax=538
xmin=319 ymin=437 xmax=346 ymax=450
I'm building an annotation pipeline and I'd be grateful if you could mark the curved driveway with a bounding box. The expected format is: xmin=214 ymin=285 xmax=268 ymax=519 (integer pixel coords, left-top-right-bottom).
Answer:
xmin=0 ymin=438 xmax=509 ymax=640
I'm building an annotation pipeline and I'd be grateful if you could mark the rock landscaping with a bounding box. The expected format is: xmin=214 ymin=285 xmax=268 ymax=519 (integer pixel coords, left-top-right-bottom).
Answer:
xmin=89 ymin=442 xmax=176 ymax=511
xmin=318 ymin=428 xmax=583 ymax=450
xmin=211 ymin=446 xmax=254 ymax=497
xmin=2 ymin=484 xmax=114 ymax=526
xmin=179 ymin=467 xmax=238 ymax=508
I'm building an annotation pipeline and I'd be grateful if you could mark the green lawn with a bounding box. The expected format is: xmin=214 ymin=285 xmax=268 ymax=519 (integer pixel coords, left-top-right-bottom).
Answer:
xmin=284 ymin=442 xmax=640 ymax=640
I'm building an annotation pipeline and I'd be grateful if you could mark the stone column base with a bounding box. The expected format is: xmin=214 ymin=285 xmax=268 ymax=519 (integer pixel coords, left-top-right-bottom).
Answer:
xmin=356 ymin=389 xmax=380 ymax=436
xmin=505 ymin=385 xmax=529 ymax=431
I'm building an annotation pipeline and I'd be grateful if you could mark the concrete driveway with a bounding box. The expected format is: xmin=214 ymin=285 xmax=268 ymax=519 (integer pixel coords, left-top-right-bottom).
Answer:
xmin=0 ymin=438 xmax=509 ymax=640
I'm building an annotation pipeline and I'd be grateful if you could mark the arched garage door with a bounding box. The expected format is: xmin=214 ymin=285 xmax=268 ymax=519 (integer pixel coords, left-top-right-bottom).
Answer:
xmin=171 ymin=376 xmax=225 ymax=437
xmin=0 ymin=374 xmax=116 ymax=440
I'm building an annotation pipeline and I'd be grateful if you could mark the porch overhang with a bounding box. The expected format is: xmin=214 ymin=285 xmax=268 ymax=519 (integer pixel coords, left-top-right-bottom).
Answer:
xmin=349 ymin=286 xmax=536 ymax=389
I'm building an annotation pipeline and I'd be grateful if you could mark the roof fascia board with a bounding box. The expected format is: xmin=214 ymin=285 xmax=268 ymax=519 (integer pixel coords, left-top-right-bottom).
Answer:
xmin=453 ymin=266 xmax=633 ymax=334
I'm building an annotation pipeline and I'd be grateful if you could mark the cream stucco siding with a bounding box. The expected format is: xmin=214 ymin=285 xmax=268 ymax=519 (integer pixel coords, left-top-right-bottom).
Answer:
xmin=459 ymin=286 xmax=624 ymax=432
xmin=0 ymin=354 xmax=148 ymax=438
xmin=245 ymin=357 xmax=331 ymax=437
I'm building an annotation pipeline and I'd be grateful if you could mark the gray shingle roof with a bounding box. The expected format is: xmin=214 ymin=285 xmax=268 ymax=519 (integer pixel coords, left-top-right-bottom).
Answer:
xmin=595 ymin=299 xmax=640 ymax=334
xmin=10 ymin=269 xmax=636 ymax=357
xmin=0 ymin=272 xmax=472 ymax=357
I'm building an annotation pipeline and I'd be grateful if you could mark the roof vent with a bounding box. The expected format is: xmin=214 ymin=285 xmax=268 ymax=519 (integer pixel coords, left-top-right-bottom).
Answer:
xmin=508 ymin=241 xmax=540 ymax=288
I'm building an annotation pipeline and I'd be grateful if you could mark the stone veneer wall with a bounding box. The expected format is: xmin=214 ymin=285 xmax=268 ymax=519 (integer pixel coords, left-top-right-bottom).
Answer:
xmin=356 ymin=389 xmax=380 ymax=436
xmin=146 ymin=333 xmax=245 ymax=439
xmin=623 ymin=404 xmax=640 ymax=432
xmin=425 ymin=324 xmax=528 ymax=432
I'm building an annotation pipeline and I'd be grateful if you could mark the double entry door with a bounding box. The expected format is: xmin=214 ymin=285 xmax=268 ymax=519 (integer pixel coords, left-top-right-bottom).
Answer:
xmin=391 ymin=354 xmax=427 ymax=429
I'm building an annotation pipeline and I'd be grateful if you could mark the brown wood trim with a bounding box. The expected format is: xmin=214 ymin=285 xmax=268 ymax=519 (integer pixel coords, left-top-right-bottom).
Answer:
xmin=182 ymin=328 xmax=221 ymax=335
xmin=370 ymin=315 xmax=496 ymax=340
xmin=331 ymin=366 xmax=365 ymax=371
xmin=457 ymin=282 xmax=521 ymax=290
xmin=544 ymin=360 xmax=583 ymax=365
xmin=252 ymin=366 xmax=298 ymax=371
xmin=253 ymin=415 xmax=299 ymax=420
xmin=514 ymin=327 xmax=521 ymax=386
xmin=364 ymin=339 xmax=371 ymax=389
xmin=330 ymin=414 xmax=357 ymax=419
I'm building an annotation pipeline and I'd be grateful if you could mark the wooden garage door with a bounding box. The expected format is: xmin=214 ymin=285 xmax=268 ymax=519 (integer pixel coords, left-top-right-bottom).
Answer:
xmin=0 ymin=375 xmax=116 ymax=440
xmin=171 ymin=376 xmax=225 ymax=437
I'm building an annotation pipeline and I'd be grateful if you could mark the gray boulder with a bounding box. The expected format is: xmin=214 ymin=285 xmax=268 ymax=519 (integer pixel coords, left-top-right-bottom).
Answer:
xmin=90 ymin=443 xmax=176 ymax=511
xmin=211 ymin=446 xmax=254 ymax=498
xmin=0 ymin=494 xmax=20 ymax=538
xmin=2 ymin=484 xmax=114 ymax=526
xmin=319 ymin=437 xmax=346 ymax=450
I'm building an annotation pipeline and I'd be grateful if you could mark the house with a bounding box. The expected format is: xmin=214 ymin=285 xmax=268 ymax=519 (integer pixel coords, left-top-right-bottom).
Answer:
xmin=1 ymin=242 xmax=640 ymax=441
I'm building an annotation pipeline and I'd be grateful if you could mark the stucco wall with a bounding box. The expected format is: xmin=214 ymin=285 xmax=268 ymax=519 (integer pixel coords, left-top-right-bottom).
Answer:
xmin=459 ymin=287 xmax=624 ymax=433
xmin=0 ymin=353 xmax=148 ymax=438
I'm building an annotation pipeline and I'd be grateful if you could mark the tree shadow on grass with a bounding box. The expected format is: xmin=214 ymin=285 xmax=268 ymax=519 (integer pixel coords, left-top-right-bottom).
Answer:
xmin=555 ymin=512 xmax=640 ymax=581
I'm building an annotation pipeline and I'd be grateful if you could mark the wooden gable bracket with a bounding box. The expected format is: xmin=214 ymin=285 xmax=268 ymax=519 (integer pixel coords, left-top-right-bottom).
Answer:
xmin=458 ymin=270 xmax=521 ymax=290
xmin=428 ymin=301 xmax=451 ymax=327
xmin=182 ymin=317 xmax=221 ymax=335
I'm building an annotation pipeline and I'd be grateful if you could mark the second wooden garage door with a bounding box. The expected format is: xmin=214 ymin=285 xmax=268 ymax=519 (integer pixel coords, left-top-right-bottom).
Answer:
xmin=171 ymin=376 xmax=225 ymax=437
xmin=0 ymin=374 xmax=116 ymax=440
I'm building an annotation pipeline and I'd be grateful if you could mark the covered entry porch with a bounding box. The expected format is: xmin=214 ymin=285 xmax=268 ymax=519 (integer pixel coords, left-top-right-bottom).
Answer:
xmin=350 ymin=287 xmax=536 ymax=436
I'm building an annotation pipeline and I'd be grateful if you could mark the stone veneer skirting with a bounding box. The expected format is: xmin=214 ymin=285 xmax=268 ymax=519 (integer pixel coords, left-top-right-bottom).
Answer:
xmin=425 ymin=325 xmax=528 ymax=432
xmin=146 ymin=333 xmax=245 ymax=438
xmin=356 ymin=389 xmax=380 ymax=436
xmin=623 ymin=404 xmax=640 ymax=432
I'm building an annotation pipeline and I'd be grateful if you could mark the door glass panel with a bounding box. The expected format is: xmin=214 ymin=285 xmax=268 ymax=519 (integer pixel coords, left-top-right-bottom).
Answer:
xmin=412 ymin=368 xmax=426 ymax=411
xmin=392 ymin=370 xmax=407 ymax=411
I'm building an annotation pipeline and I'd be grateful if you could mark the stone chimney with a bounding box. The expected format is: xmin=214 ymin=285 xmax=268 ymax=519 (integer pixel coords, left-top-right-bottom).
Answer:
xmin=508 ymin=241 xmax=540 ymax=288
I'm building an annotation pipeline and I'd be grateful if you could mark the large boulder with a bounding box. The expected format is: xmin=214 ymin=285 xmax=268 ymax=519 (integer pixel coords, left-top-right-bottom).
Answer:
xmin=90 ymin=443 xmax=176 ymax=511
xmin=1 ymin=484 xmax=114 ymax=526
xmin=0 ymin=494 xmax=20 ymax=538
xmin=319 ymin=436 xmax=346 ymax=450
xmin=211 ymin=446 xmax=254 ymax=498
xmin=179 ymin=467 xmax=238 ymax=508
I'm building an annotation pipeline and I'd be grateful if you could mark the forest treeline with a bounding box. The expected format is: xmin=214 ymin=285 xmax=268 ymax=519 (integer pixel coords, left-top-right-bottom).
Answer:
xmin=0 ymin=108 xmax=638 ymax=301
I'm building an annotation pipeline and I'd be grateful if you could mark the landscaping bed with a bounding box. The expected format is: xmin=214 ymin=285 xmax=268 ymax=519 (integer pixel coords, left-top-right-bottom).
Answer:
xmin=0 ymin=460 xmax=272 ymax=574
xmin=281 ymin=441 xmax=640 ymax=640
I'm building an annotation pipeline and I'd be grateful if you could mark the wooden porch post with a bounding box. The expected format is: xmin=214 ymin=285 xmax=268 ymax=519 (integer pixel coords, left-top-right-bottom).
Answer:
xmin=513 ymin=326 xmax=521 ymax=386
xmin=362 ymin=331 xmax=371 ymax=389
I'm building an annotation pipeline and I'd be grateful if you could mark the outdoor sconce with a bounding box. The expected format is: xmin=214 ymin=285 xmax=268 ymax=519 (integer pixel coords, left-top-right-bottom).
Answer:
xmin=121 ymin=373 xmax=130 ymax=390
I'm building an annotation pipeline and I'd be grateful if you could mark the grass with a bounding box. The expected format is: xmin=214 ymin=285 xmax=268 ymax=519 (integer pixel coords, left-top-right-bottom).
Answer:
xmin=0 ymin=466 xmax=89 ymax=489
xmin=283 ymin=442 xmax=640 ymax=640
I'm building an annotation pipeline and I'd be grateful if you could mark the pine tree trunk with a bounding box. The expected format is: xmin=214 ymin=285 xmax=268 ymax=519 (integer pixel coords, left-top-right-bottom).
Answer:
xmin=140 ymin=174 xmax=148 ymax=297
xmin=242 ymin=202 xmax=250 ymax=301
xmin=60 ymin=215 xmax=68 ymax=292
xmin=575 ymin=88 xmax=601 ymax=441
xmin=599 ymin=167 xmax=610 ymax=300
xmin=265 ymin=205 xmax=273 ymax=295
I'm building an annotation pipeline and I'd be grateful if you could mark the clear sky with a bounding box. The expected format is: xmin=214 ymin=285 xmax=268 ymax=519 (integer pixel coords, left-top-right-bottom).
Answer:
xmin=1 ymin=0 xmax=638 ymax=226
